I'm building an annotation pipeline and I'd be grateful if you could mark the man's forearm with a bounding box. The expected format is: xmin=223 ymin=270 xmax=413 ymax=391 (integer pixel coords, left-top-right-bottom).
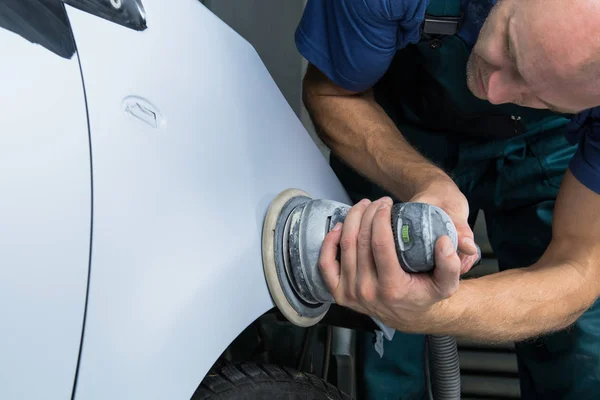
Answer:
xmin=303 ymin=67 xmax=451 ymax=201
xmin=407 ymin=242 xmax=598 ymax=342
xmin=398 ymin=171 xmax=600 ymax=342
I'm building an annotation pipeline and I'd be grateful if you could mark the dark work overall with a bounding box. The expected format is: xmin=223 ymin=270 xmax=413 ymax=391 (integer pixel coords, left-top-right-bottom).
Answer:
xmin=328 ymin=1 xmax=600 ymax=399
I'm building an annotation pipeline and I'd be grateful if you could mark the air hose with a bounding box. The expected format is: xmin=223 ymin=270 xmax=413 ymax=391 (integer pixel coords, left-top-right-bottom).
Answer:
xmin=426 ymin=335 xmax=461 ymax=400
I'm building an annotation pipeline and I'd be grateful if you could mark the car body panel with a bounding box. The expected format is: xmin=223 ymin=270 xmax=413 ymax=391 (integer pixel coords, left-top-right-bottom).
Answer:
xmin=67 ymin=1 xmax=349 ymax=399
xmin=0 ymin=9 xmax=91 ymax=400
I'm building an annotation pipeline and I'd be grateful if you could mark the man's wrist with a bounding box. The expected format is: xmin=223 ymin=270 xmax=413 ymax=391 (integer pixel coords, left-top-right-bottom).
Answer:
xmin=377 ymin=295 xmax=463 ymax=335
xmin=401 ymin=170 xmax=458 ymax=203
xmin=415 ymin=172 xmax=457 ymax=194
xmin=397 ymin=295 xmax=466 ymax=335
xmin=384 ymin=162 xmax=451 ymax=201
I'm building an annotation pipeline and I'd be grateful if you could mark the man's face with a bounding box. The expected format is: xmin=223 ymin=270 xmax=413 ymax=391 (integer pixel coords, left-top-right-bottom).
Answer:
xmin=466 ymin=0 xmax=600 ymax=114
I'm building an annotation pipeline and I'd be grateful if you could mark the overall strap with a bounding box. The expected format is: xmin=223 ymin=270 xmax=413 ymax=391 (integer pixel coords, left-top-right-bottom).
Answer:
xmin=423 ymin=0 xmax=462 ymax=35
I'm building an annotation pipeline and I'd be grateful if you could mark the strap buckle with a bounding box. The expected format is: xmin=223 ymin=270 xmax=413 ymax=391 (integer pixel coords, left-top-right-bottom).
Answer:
xmin=422 ymin=15 xmax=461 ymax=36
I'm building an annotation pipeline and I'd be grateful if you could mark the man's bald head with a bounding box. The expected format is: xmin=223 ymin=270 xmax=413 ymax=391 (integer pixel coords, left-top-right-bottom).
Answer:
xmin=467 ymin=0 xmax=600 ymax=113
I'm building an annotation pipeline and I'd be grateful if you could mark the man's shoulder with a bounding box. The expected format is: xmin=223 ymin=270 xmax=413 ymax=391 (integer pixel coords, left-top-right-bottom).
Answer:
xmin=363 ymin=0 xmax=429 ymax=22
xmin=295 ymin=0 xmax=430 ymax=92
xmin=565 ymin=107 xmax=600 ymax=195
xmin=567 ymin=108 xmax=600 ymax=135
xmin=565 ymin=108 xmax=600 ymax=151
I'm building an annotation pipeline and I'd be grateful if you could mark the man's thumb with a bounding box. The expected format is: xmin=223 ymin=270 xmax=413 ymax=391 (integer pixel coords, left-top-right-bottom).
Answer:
xmin=432 ymin=236 xmax=461 ymax=299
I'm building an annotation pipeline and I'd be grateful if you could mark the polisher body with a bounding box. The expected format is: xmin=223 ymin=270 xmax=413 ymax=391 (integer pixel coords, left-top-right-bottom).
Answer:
xmin=288 ymin=199 xmax=458 ymax=303
xmin=263 ymin=190 xmax=459 ymax=327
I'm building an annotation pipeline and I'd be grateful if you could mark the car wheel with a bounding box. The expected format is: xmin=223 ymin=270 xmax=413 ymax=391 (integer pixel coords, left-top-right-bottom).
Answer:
xmin=193 ymin=362 xmax=352 ymax=399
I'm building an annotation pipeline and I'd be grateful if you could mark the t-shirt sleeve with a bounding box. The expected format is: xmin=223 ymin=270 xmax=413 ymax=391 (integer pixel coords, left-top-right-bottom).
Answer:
xmin=565 ymin=108 xmax=600 ymax=194
xmin=295 ymin=0 xmax=428 ymax=92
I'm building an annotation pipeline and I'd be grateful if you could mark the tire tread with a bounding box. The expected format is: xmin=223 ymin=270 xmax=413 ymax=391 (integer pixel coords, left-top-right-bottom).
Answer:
xmin=193 ymin=362 xmax=352 ymax=399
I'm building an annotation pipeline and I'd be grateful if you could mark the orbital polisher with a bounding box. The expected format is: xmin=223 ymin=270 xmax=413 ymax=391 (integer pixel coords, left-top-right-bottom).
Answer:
xmin=261 ymin=188 xmax=462 ymax=327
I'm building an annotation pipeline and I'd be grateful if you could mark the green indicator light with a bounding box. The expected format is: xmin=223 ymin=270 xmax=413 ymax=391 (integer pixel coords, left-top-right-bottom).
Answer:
xmin=401 ymin=225 xmax=410 ymax=243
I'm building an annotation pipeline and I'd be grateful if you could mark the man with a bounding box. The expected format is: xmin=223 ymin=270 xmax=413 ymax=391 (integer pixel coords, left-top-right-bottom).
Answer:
xmin=295 ymin=0 xmax=600 ymax=398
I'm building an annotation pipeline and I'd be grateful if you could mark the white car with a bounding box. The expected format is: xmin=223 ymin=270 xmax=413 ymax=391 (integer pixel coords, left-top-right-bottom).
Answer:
xmin=0 ymin=0 xmax=354 ymax=398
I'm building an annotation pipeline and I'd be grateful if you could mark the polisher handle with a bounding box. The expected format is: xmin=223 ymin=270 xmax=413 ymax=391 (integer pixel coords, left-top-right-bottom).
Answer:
xmin=391 ymin=202 xmax=481 ymax=273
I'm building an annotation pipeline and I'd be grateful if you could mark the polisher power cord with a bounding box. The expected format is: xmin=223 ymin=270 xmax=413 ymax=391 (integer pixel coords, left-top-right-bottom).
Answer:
xmin=262 ymin=189 xmax=481 ymax=400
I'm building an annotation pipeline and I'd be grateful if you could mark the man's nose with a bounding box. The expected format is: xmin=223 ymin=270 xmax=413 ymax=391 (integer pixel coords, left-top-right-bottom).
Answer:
xmin=486 ymin=69 xmax=524 ymax=105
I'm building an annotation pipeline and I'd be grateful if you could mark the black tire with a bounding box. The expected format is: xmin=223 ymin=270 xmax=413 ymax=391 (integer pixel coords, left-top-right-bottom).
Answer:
xmin=193 ymin=362 xmax=352 ymax=400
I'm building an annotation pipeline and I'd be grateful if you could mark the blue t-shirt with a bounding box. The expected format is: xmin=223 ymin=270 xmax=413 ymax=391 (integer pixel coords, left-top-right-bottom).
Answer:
xmin=295 ymin=0 xmax=600 ymax=194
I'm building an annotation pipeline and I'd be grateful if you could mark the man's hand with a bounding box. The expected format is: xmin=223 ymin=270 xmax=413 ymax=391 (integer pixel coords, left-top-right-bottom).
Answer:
xmin=319 ymin=171 xmax=600 ymax=342
xmin=410 ymin=180 xmax=479 ymax=274
xmin=318 ymin=197 xmax=463 ymax=332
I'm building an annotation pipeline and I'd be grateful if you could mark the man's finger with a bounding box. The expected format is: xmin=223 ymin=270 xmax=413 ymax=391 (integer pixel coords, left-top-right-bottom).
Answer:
xmin=371 ymin=202 xmax=406 ymax=283
xmin=431 ymin=235 xmax=461 ymax=299
xmin=356 ymin=198 xmax=391 ymax=301
xmin=460 ymin=253 xmax=480 ymax=274
xmin=318 ymin=222 xmax=343 ymax=295
xmin=456 ymin=224 xmax=478 ymax=256
xmin=339 ymin=199 xmax=371 ymax=292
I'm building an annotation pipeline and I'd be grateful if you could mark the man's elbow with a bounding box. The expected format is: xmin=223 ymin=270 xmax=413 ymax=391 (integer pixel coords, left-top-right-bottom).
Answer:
xmin=301 ymin=64 xmax=330 ymax=109
xmin=301 ymin=64 xmax=360 ymax=101
xmin=300 ymin=65 xmax=341 ymax=145
xmin=565 ymin=249 xmax=600 ymax=304
xmin=301 ymin=77 xmax=330 ymax=147
xmin=301 ymin=73 xmax=319 ymax=113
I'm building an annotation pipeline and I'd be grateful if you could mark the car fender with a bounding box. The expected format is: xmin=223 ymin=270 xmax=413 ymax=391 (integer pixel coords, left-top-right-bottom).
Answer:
xmin=67 ymin=1 xmax=350 ymax=399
